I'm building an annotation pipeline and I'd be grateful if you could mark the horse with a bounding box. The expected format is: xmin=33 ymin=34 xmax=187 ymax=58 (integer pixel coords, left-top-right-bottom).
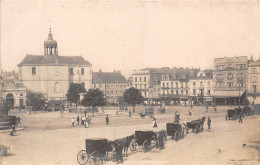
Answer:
xmin=114 ymin=134 xmax=135 ymax=157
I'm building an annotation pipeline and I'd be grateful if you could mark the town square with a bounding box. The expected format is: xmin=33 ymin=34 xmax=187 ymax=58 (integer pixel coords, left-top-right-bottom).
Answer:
xmin=0 ymin=1 xmax=260 ymax=165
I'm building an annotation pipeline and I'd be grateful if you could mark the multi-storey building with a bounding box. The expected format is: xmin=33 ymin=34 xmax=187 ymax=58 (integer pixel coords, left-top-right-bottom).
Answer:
xmin=213 ymin=56 xmax=248 ymax=105
xmin=17 ymin=28 xmax=92 ymax=100
xmin=1 ymin=71 xmax=26 ymax=108
xmin=247 ymin=59 xmax=260 ymax=104
xmin=160 ymin=67 xmax=199 ymax=105
xmin=132 ymin=67 xmax=174 ymax=104
xmin=189 ymin=70 xmax=214 ymax=105
xmin=92 ymin=70 xmax=128 ymax=104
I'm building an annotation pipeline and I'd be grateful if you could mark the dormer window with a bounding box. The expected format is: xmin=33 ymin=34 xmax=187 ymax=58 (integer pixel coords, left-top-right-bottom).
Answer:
xmin=70 ymin=68 xmax=74 ymax=75
xmin=81 ymin=68 xmax=84 ymax=75
xmin=32 ymin=67 xmax=36 ymax=75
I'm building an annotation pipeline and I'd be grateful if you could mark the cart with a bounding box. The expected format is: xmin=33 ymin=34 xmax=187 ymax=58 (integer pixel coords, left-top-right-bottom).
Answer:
xmin=129 ymin=130 xmax=156 ymax=153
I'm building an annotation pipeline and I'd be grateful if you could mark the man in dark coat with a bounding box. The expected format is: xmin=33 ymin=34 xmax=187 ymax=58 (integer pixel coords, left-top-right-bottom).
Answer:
xmin=106 ymin=115 xmax=109 ymax=125
xmin=158 ymin=132 xmax=164 ymax=149
xmin=115 ymin=142 xmax=123 ymax=163
xmin=207 ymin=117 xmax=211 ymax=129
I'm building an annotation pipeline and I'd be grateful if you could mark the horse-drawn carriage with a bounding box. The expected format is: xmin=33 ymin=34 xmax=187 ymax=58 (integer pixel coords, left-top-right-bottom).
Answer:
xmin=140 ymin=107 xmax=154 ymax=118
xmin=129 ymin=130 xmax=157 ymax=153
xmin=77 ymin=138 xmax=115 ymax=165
xmin=186 ymin=116 xmax=206 ymax=134
xmin=166 ymin=123 xmax=184 ymax=141
xmin=157 ymin=107 xmax=166 ymax=114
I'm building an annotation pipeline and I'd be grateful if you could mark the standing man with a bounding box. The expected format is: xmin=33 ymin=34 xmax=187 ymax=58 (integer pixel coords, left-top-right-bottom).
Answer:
xmin=189 ymin=109 xmax=192 ymax=116
xmin=206 ymin=105 xmax=208 ymax=113
xmin=77 ymin=115 xmax=79 ymax=125
xmin=207 ymin=117 xmax=211 ymax=129
xmin=115 ymin=142 xmax=123 ymax=163
xmin=72 ymin=117 xmax=75 ymax=127
xmin=106 ymin=115 xmax=109 ymax=125
xmin=84 ymin=110 xmax=87 ymax=117
xmin=129 ymin=110 xmax=131 ymax=117
xmin=238 ymin=114 xmax=243 ymax=123
xmin=214 ymin=107 xmax=217 ymax=113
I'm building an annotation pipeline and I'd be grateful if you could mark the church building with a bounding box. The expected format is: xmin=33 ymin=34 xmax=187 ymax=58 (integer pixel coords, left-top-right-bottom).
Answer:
xmin=17 ymin=28 xmax=92 ymax=101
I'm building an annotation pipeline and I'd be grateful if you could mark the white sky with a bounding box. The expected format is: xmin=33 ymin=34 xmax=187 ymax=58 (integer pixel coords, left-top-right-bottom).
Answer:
xmin=1 ymin=1 xmax=260 ymax=78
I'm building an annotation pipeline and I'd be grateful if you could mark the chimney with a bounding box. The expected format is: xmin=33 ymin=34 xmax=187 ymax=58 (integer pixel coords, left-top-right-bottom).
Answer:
xmin=99 ymin=69 xmax=102 ymax=73
xmin=113 ymin=70 xmax=116 ymax=73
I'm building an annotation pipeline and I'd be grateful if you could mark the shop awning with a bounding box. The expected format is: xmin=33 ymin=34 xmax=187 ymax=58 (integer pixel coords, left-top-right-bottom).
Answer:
xmin=212 ymin=90 xmax=246 ymax=98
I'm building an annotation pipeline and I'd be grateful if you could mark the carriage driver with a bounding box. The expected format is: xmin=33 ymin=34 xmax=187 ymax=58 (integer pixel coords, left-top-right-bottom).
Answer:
xmin=174 ymin=111 xmax=180 ymax=123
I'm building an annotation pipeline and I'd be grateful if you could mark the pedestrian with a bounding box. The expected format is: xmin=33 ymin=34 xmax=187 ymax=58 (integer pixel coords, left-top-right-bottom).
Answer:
xmin=153 ymin=117 xmax=157 ymax=128
xmin=189 ymin=109 xmax=192 ymax=116
xmin=207 ymin=117 xmax=211 ymax=129
xmin=77 ymin=115 xmax=79 ymax=125
xmin=106 ymin=115 xmax=109 ymax=125
xmin=88 ymin=116 xmax=91 ymax=124
xmin=81 ymin=116 xmax=84 ymax=125
xmin=158 ymin=132 xmax=164 ymax=150
xmin=84 ymin=110 xmax=87 ymax=117
xmin=225 ymin=115 xmax=228 ymax=121
xmin=206 ymin=106 xmax=208 ymax=113
xmin=238 ymin=114 xmax=243 ymax=123
xmin=215 ymin=107 xmax=217 ymax=113
xmin=129 ymin=110 xmax=131 ymax=117
xmin=83 ymin=116 xmax=86 ymax=127
xmin=191 ymin=103 xmax=193 ymax=109
xmin=17 ymin=116 xmax=22 ymax=125
xmin=72 ymin=117 xmax=75 ymax=127
xmin=115 ymin=142 xmax=123 ymax=163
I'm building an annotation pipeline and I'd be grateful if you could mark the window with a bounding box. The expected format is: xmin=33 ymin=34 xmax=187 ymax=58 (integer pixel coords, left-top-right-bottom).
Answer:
xmin=176 ymin=82 xmax=178 ymax=88
xmin=140 ymin=84 xmax=142 ymax=89
xmin=99 ymin=84 xmax=102 ymax=88
xmin=252 ymin=76 xmax=257 ymax=83
xmin=207 ymin=81 xmax=210 ymax=86
xmin=32 ymin=67 xmax=36 ymax=75
xmin=237 ymin=73 xmax=246 ymax=80
xmin=253 ymin=85 xmax=257 ymax=93
xmin=181 ymin=82 xmax=183 ymax=88
xmin=171 ymin=90 xmax=173 ymax=94
xmin=176 ymin=90 xmax=178 ymax=95
xmin=163 ymin=90 xmax=165 ymax=95
xmin=144 ymin=77 xmax=146 ymax=82
xmin=111 ymin=91 xmax=113 ymax=94
xmin=171 ymin=82 xmax=173 ymax=88
xmin=217 ymin=82 xmax=222 ymax=87
xmin=227 ymin=73 xmax=234 ymax=80
xmin=200 ymin=73 xmax=203 ymax=77
xmin=193 ymin=82 xmax=196 ymax=86
xmin=181 ymin=90 xmax=183 ymax=94
xmin=207 ymin=90 xmax=211 ymax=95
xmin=228 ymin=82 xmax=233 ymax=88
xmin=135 ymin=84 xmax=137 ymax=88
xmin=252 ymin=68 xmax=257 ymax=73
xmin=186 ymin=90 xmax=188 ymax=94
xmin=238 ymin=82 xmax=243 ymax=88
xmin=54 ymin=82 xmax=61 ymax=93
xmin=135 ymin=77 xmax=137 ymax=82
xmin=81 ymin=68 xmax=84 ymax=75
xmin=193 ymin=89 xmax=196 ymax=95
xmin=144 ymin=84 xmax=146 ymax=89
xmin=20 ymin=94 xmax=23 ymax=96
xmin=70 ymin=68 xmax=74 ymax=75
xmin=107 ymin=91 xmax=109 ymax=95
xmin=163 ymin=83 xmax=165 ymax=88
xmin=200 ymin=82 xmax=203 ymax=86
xmin=140 ymin=77 xmax=142 ymax=82
xmin=166 ymin=83 xmax=169 ymax=88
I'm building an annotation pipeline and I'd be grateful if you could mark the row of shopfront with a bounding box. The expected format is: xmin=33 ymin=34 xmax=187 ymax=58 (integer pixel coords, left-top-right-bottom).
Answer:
xmin=145 ymin=90 xmax=247 ymax=106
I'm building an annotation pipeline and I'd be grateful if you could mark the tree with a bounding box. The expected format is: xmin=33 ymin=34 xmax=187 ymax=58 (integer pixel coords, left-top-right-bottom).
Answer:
xmin=26 ymin=90 xmax=46 ymax=110
xmin=81 ymin=88 xmax=105 ymax=116
xmin=123 ymin=87 xmax=143 ymax=113
xmin=66 ymin=83 xmax=86 ymax=108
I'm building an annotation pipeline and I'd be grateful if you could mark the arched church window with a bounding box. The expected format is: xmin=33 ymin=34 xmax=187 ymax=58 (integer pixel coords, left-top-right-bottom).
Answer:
xmin=81 ymin=68 xmax=84 ymax=75
xmin=32 ymin=67 xmax=36 ymax=75
xmin=54 ymin=82 xmax=61 ymax=93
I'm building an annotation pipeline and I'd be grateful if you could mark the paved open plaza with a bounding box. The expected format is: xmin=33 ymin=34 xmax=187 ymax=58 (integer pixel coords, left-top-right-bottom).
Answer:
xmin=0 ymin=105 xmax=259 ymax=165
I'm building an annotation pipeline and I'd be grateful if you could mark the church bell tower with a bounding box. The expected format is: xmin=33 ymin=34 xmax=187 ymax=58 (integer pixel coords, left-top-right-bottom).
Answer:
xmin=44 ymin=28 xmax=58 ymax=55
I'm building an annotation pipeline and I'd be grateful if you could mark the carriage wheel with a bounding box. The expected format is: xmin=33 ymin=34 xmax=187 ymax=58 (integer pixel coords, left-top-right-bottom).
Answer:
xmin=143 ymin=140 xmax=150 ymax=153
xmin=89 ymin=151 xmax=101 ymax=165
xmin=77 ymin=150 xmax=88 ymax=165
xmin=129 ymin=140 xmax=137 ymax=152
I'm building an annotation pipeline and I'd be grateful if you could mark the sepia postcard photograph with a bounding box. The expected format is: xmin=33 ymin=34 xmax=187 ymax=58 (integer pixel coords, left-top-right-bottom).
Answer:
xmin=0 ymin=0 xmax=260 ymax=165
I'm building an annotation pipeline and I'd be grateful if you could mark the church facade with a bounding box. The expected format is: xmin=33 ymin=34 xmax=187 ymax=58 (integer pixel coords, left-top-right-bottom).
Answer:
xmin=17 ymin=29 xmax=92 ymax=101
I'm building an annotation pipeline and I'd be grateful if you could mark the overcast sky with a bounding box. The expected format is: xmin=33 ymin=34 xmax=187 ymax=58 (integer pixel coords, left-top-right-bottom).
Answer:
xmin=1 ymin=1 xmax=260 ymax=78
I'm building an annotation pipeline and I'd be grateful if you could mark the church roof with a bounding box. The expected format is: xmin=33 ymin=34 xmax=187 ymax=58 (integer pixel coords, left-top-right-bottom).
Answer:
xmin=17 ymin=55 xmax=92 ymax=66
xmin=93 ymin=71 xmax=127 ymax=84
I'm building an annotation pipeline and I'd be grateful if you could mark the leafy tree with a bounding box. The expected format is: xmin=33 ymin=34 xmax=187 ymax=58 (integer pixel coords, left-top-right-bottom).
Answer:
xmin=26 ymin=90 xmax=46 ymax=110
xmin=66 ymin=83 xmax=86 ymax=108
xmin=81 ymin=88 xmax=105 ymax=116
xmin=123 ymin=87 xmax=143 ymax=113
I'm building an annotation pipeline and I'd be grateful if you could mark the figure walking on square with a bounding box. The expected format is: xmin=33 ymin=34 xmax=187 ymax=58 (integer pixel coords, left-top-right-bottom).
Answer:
xmin=77 ymin=115 xmax=79 ymax=125
xmin=106 ymin=115 xmax=109 ymax=125
xmin=72 ymin=117 xmax=75 ymax=127
xmin=207 ymin=117 xmax=211 ymax=129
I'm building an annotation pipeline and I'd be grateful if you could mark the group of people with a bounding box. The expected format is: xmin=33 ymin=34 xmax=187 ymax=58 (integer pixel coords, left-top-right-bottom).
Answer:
xmin=71 ymin=115 xmax=91 ymax=127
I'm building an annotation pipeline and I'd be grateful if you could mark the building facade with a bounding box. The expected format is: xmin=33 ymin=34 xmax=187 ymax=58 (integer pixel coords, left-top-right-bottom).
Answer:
xmin=1 ymin=71 xmax=26 ymax=108
xmin=213 ymin=56 xmax=248 ymax=105
xmin=189 ymin=70 xmax=214 ymax=105
xmin=92 ymin=70 xmax=128 ymax=104
xmin=247 ymin=59 xmax=260 ymax=104
xmin=160 ymin=67 xmax=199 ymax=105
xmin=17 ymin=28 xmax=92 ymax=101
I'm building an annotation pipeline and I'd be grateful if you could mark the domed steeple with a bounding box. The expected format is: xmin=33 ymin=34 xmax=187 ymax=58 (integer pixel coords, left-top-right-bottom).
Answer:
xmin=44 ymin=28 xmax=58 ymax=55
